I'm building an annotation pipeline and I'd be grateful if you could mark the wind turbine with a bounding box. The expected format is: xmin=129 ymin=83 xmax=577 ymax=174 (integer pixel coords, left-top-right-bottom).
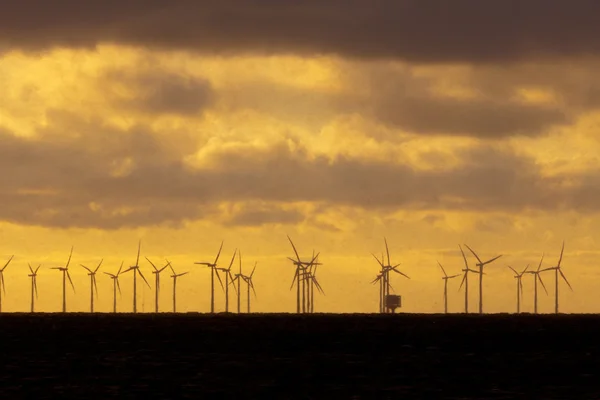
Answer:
xmin=438 ymin=261 xmax=460 ymax=314
xmin=525 ymin=254 xmax=548 ymax=314
xmin=51 ymin=246 xmax=75 ymax=313
xmin=168 ymin=262 xmax=188 ymax=313
xmin=232 ymin=250 xmax=244 ymax=314
xmin=241 ymin=262 xmax=257 ymax=313
xmin=28 ymin=263 xmax=41 ymax=313
xmin=458 ymin=245 xmax=480 ymax=314
xmin=194 ymin=242 xmax=225 ymax=313
xmin=122 ymin=241 xmax=150 ymax=313
xmin=508 ymin=264 xmax=529 ymax=313
xmin=464 ymin=244 xmax=502 ymax=314
xmin=372 ymin=238 xmax=409 ymax=313
xmin=146 ymin=257 xmax=171 ymax=313
xmin=0 ymin=255 xmax=14 ymax=313
xmin=217 ymin=250 xmax=237 ymax=313
xmin=306 ymin=252 xmax=324 ymax=313
xmin=287 ymin=236 xmax=319 ymax=314
xmin=103 ymin=262 xmax=124 ymax=313
xmin=543 ymin=241 xmax=573 ymax=314
xmin=80 ymin=259 xmax=103 ymax=313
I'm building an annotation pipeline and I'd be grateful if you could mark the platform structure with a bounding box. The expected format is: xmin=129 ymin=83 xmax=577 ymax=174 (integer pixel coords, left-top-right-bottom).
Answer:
xmin=385 ymin=295 xmax=402 ymax=313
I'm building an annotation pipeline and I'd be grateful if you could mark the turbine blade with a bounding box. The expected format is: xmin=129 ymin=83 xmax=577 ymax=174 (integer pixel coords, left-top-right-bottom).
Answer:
xmin=94 ymin=259 xmax=103 ymax=273
xmin=559 ymin=269 xmax=573 ymax=291
xmin=214 ymin=268 xmax=224 ymax=290
xmin=117 ymin=261 xmax=124 ymax=275
xmin=287 ymin=235 xmax=301 ymax=262
xmin=214 ymin=241 xmax=224 ymax=265
xmin=178 ymin=272 xmax=189 ymax=277
xmin=93 ymin=276 xmax=99 ymax=297
xmin=145 ymin=257 xmax=159 ymax=272
xmin=557 ymin=241 xmax=565 ymax=268
xmin=508 ymin=265 xmax=518 ymax=275
xmin=537 ymin=253 xmax=545 ymax=272
xmin=136 ymin=240 xmax=141 ymax=267
xmin=522 ymin=264 xmax=530 ymax=275
xmin=384 ymin=237 xmax=391 ymax=266
xmin=67 ymin=271 xmax=75 ymax=292
xmin=80 ymin=264 xmax=93 ymax=274
xmin=229 ymin=272 xmax=237 ymax=294
xmin=1 ymin=255 xmax=14 ymax=271
xmin=483 ymin=255 xmax=502 ymax=265
xmin=34 ymin=277 xmax=38 ymax=298
xmin=66 ymin=246 xmax=74 ymax=269
xmin=250 ymin=262 xmax=257 ymax=278
xmin=116 ymin=278 xmax=122 ymax=295
xmin=458 ymin=272 xmax=467 ymax=291
xmin=138 ymin=269 xmax=151 ymax=288
xmin=459 ymin=245 xmax=469 ymax=269
xmin=438 ymin=261 xmax=448 ymax=277
xmin=448 ymin=274 xmax=461 ymax=279
xmin=464 ymin=244 xmax=482 ymax=264
xmin=227 ymin=249 xmax=237 ymax=271
xmin=538 ymin=274 xmax=548 ymax=295
xmin=372 ymin=253 xmax=384 ymax=268
xmin=250 ymin=280 xmax=257 ymax=298
xmin=103 ymin=272 xmax=116 ymax=278
xmin=0 ymin=275 xmax=5 ymax=295
xmin=28 ymin=263 xmax=34 ymax=274
xmin=290 ymin=268 xmax=299 ymax=290
xmin=35 ymin=264 xmax=42 ymax=274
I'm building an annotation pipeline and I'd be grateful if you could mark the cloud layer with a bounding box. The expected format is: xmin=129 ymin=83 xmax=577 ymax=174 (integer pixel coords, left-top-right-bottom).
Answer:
xmin=2 ymin=1 xmax=600 ymax=62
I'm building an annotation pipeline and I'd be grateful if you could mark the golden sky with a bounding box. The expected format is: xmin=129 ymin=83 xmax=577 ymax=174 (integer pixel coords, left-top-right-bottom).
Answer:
xmin=1 ymin=1 xmax=600 ymax=313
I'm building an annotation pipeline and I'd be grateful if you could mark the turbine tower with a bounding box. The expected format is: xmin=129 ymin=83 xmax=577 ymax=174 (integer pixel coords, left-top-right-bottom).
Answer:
xmin=287 ymin=236 xmax=319 ymax=314
xmin=104 ymin=262 xmax=124 ymax=313
xmin=508 ymin=264 xmax=529 ymax=313
xmin=0 ymin=255 xmax=14 ymax=313
xmin=80 ymin=259 xmax=103 ymax=313
xmin=241 ymin=262 xmax=257 ymax=313
xmin=525 ymin=254 xmax=548 ymax=314
xmin=146 ymin=257 xmax=171 ymax=313
xmin=28 ymin=263 xmax=41 ymax=313
xmin=543 ymin=241 xmax=573 ymax=314
xmin=438 ymin=261 xmax=460 ymax=314
xmin=51 ymin=246 xmax=75 ymax=313
xmin=168 ymin=262 xmax=188 ymax=313
xmin=217 ymin=250 xmax=237 ymax=313
xmin=232 ymin=251 xmax=244 ymax=314
xmin=123 ymin=241 xmax=150 ymax=313
xmin=194 ymin=242 xmax=225 ymax=313
xmin=464 ymin=244 xmax=502 ymax=314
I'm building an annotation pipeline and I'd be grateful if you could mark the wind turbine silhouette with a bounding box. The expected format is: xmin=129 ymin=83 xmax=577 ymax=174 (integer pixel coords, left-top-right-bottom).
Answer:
xmin=525 ymin=254 xmax=548 ymax=314
xmin=287 ymin=235 xmax=319 ymax=314
xmin=28 ymin=263 xmax=41 ymax=313
xmin=232 ymin=250 xmax=244 ymax=314
xmin=80 ymin=259 xmax=103 ymax=313
xmin=438 ymin=261 xmax=460 ymax=314
xmin=305 ymin=252 xmax=324 ymax=313
xmin=123 ymin=241 xmax=150 ymax=313
xmin=0 ymin=255 xmax=14 ymax=313
xmin=194 ymin=242 xmax=225 ymax=313
xmin=104 ymin=262 xmax=124 ymax=313
xmin=372 ymin=239 xmax=409 ymax=313
xmin=464 ymin=244 xmax=502 ymax=314
xmin=543 ymin=241 xmax=573 ymax=314
xmin=508 ymin=264 xmax=529 ymax=313
xmin=168 ymin=262 xmax=188 ymax=313
xmin=217 ymin=250 xmax=237 ymax=313
xmin=146 ymin=257 xmax=171 ymax=313
xmin=241 ymin=262 xmax=257 ymax=313
xmin=51 ymin=247 xmax=75 ymax=313
xmin=458 ymin=245 xmax=479 ymax=314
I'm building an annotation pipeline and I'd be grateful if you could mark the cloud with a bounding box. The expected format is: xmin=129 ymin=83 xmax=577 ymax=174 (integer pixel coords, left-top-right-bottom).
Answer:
xmin=2 ymin=1 xmax=600 ymax=63
xmin=1 ymin=111 xmax=600 ymax=229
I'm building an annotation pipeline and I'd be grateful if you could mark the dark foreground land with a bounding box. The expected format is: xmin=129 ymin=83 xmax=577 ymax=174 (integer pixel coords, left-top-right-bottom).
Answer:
xmin=0 ymin=314 xmax=599 ymax=399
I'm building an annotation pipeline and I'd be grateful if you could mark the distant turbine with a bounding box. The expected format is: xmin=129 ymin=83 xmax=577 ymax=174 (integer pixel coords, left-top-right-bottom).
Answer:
xmin=287 ymin=236 xmax=319 ymax=314
xmin=122 ymin=241 xmax=150 ymax=313
xmin=542 ymin=241 xmax=573 ymax=314
xmin=28 ymin=263 xmax=41 ymax=313
xmin=525 ymin=254 xmax=548 ymax=314
xmin=306 ymin=251 xmax=324 ymax=313
xmin=194 ymin=242 xmax=225 ymax=313
xmin=0 ymin=255 xmax=14 ymax=313
xmin=458 ymin=245 xmax=479 ymax=314
xmin=168 ymin=262 xmax=188 ymax=313
xmin=217 ymin=250 xmax=237 ymax=313
xmin=241 ymin=262 xmax=258 ymax=313
xmin=232 ymin=250 xmax=244 ymax=314
xmin=372 ymin=238 xmax=409 ymax=313
xmin=464 ymin=244 xmax=502 ymax=314
xmin=438 ymin=261 xmax=460 ymax=314
xmin=508 ymin=264 xmax=529 ymax=313
xmin=103 ymin=262 xmax=124 ymax=313
xmin=80 ymin=259 xmax=103 ymax=313
xmin=51 ymin=247 xmax=75 ymax=313
xmin=146 ymin=257 xmax=171 ymax=313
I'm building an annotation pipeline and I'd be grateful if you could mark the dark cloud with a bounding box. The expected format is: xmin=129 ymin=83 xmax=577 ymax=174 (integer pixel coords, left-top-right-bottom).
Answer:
xmin=2 ymin=1 xmax=600 ymax=63
xmin=104 ymin=70 xmax=215 ymax=116
xmin=0 ymin=113 xmax=598 ymax=229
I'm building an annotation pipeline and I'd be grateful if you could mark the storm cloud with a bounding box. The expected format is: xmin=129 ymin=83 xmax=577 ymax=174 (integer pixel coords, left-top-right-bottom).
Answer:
xmin=2 ymin=0 xmax=600 ymax=63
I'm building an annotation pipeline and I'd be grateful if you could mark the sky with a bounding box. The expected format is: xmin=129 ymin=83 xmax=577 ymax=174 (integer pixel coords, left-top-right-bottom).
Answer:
xmin=0 ymin=0 xmax=599 ymax=314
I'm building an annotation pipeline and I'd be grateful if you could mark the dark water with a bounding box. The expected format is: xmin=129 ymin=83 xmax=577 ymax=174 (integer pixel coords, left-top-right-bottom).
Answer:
xmin=0 ymin=313 xmax=599 ymax=399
